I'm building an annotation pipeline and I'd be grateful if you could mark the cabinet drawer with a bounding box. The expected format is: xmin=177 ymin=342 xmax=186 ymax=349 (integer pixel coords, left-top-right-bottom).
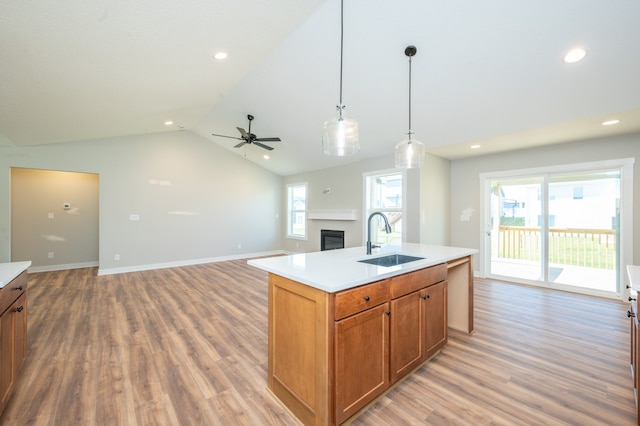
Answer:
xmin=390 ymin=263 xmax=446 ymax=299
xmin=0 ymin=271 xmax=27 ymax=315
xmin=335 ymin=279 xmax=389 ymax=320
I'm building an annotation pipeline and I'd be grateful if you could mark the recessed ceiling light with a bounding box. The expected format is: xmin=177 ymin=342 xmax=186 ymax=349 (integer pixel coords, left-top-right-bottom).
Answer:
xmin=602 ymin=119 xmax=620 ymax=126
xmin=263 ymin=155 xmax=270 ymax=160
xmin=214 ymin=52 xmax=227 ymax=60
xmin=470 ymin=144 xmax=481 ymax=149
xmin=564 ymin=48 xmax=586 ymax=63
xmin=164 ymin=120 xmax=173 ymax=126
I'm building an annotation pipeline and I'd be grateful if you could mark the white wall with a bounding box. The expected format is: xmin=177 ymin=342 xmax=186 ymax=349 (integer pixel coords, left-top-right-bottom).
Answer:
xmin=0 ymin=131 xmax=283 ymax=273
xmin=282 ymin=153 xmax=450 ymax=253
xmin=449 ymin=135 xmax=640 ymax=267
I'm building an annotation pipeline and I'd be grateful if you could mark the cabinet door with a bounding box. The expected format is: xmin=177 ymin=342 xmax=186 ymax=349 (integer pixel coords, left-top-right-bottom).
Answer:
xmin=0 ymin=306 xmax=13 ymax=411
xmin=389 ymin=291 xmax=423 ymax=383
xmin=335 ymin=303 xmax=389 ymax=424
xmin=424 ymin=281 xmax=448 ymax=359
xmin=13 ymin=293 xmax=27 ymax=374
xmin=0 ymin=292 xmax=28 ymax=415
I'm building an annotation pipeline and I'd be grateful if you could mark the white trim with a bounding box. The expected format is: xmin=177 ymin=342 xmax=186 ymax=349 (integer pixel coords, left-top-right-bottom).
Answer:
xmin=28 ymin=261 xmax=98 ymax=273
xmin=308 ymin=210 xmax=357 ymax=221
xmin=97 ymin=250 xmax=286 ymax=276
xmin=362 ymin=168 xmax=407 ymax=245
xmin=479 ymin=157 xmax=634 ymax=300
xmin=286 ymin=182 xmax=308 ymax=239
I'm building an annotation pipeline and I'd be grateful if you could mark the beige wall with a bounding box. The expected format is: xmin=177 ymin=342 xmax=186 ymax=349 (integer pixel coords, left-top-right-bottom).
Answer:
xmin=11 ymin=168 xmax=99 ymax=269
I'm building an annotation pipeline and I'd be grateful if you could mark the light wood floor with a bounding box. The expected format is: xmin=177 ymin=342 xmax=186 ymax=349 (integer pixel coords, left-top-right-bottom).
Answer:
xmin=1 ymin=259 xmax=637 ymax=425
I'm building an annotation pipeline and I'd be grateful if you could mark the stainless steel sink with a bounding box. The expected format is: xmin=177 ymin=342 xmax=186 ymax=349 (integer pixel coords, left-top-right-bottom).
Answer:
xmin=358 ymin=254 xmax=425 ymax=267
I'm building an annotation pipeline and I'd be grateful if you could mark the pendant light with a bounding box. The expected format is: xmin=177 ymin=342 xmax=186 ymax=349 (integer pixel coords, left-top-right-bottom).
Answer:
xmin=395 ymin=45 xmax=425 ymax=168
xmin=322 ymin=0 xmax=359 ymax=156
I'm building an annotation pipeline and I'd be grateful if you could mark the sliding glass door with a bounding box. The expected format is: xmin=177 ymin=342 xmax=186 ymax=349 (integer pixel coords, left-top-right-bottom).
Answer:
xmin=488 ymin=176 xmax=544 ymax=282
xmin=483 ymin=162 xmax=628 ymax=297
xmin=547 ymin=171 xmax=619 ymax=292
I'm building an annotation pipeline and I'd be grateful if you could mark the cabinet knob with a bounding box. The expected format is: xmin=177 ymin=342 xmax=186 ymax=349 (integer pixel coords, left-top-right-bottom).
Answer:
xmin=15 ymin=286 xmax=23 ymax=291
xmin=16 ymin=306 xmax=24 ymax=313
xmin=630 ymin=297 xmax=637 ymax=302
xmin=385 ymin=311 xmax=391 ymax=316
xmin=422 ymin=294 xmax=428 ymax=300
xmin=363 ymin=296 xmax=370 ymax=302
xmin=628 ymin=310 xmax=636 ymax=318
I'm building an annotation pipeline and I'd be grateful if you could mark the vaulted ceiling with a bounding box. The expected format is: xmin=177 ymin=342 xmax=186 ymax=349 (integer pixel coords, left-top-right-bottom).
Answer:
xmin=2 ymin=0 xmax=639 ymax=176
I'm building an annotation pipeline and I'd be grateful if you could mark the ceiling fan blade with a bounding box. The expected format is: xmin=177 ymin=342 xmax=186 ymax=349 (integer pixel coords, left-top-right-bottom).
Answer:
xmin=211 ymin=133 xmax=242 ymax=140
xmin=236 ymin=127 xmax=248 ymax=138
xmin=255 ymin=137 xmax=281 ymax=142
xmin=253 ymin=142 xmax=274 ymax=151
xmin=234 ymin=141 xmax=247 ymax=148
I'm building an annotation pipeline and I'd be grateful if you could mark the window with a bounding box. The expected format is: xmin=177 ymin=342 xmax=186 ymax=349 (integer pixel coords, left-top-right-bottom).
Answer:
xmin=364 ymin=170 xmax=404 ymax=245
xmin=287 ymin=183 xmax=307 ymax=239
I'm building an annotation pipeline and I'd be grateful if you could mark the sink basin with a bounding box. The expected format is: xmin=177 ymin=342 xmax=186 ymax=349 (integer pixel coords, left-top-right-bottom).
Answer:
xmin=358 ymin=254 xmax=425 ymax=267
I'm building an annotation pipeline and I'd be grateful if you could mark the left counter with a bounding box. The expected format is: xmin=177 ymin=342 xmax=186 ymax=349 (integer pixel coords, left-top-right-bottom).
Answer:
xmin=0 ymin=261 xmax=30 ymax=415
xmin=0 ymin=261 xmax=31 ymax=288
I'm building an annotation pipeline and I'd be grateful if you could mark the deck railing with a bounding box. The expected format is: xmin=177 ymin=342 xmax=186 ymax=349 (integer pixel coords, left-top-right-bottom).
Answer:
xmin=498 ymin=226 xmax=616 ymax=269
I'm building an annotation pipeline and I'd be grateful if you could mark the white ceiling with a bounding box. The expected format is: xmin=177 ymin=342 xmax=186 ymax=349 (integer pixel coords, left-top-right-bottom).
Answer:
xmin=2 ymin=0 xmax=640 ymax=176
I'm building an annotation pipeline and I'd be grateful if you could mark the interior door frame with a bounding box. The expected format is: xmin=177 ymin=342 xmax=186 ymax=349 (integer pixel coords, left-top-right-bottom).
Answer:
xmin=478 ymin=158 xmax=634 ymax=301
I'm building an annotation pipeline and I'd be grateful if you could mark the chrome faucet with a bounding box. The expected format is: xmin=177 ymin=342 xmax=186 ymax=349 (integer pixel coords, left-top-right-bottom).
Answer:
xmin=366 ymin=212 xmax=392 ymax=255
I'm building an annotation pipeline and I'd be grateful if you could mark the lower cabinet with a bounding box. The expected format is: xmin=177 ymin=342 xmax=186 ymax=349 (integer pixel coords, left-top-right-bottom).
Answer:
xmin=268 ymin=262 xmax=450 ymax=425
xmin=334 ymin=303 xmax=389 ymax=424
xmin=629 ymin=295 xmax=640 ymax=424
xmin=0 ymin=272 xmax=28 ymax=415
xmin=389 ymin=267 xmax=448 ymax=383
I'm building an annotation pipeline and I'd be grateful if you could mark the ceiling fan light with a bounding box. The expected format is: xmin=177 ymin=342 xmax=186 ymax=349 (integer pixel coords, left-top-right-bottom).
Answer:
xmin=395 ymin=137 xmax=425 ymax=169
xmin=322 ymin=112 xmax=359 ymax=156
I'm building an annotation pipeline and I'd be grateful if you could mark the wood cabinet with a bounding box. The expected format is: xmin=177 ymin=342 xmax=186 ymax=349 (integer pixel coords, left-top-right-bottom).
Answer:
xmin=389 ymin=264 xmax=447 ymax=383
xmin=268 ymin=262 xmax=454 ymax=425
xmin=334 ymin=302 xmax=389 ymax=424
xmin=0 ymin=270 xmax=28 ymax=415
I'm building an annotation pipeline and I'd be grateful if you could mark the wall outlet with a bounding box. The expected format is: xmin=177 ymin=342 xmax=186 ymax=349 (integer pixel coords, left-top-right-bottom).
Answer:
xmin=114 ymin=254 xmax=120 ymax=261
xmin=237 ymin=243 xmax=242 ymax=249
xmin=129 ymin=214 xmax=140 ymax=221
xmin=48 ymin=252 xmax=54 ymax=259
xmin=48 ymin=212 xmax=54 ymax=219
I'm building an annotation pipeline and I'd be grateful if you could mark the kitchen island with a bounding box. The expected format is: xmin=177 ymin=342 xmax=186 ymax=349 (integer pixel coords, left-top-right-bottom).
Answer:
xmin=249 ymin=243 xmax=476 ymax=425
xmin=0 ymin=261 xmax=30 ymax=415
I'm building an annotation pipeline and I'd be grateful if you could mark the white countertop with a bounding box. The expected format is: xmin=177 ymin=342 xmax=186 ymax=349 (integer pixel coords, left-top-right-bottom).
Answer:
xmin=248 ymin=243 xmax=477 ymax=292
xmin=628 ymin=265 xmax=640 ymax=292
xmin=0 ymin=261 xmax=31 ymax=288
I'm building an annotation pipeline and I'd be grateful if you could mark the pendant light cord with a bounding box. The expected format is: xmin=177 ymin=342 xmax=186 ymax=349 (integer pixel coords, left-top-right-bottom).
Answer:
xmin=408 ymin=54 xmax=412 ymax=140
xmin=338 ymin=0 xmax=344 ymax=119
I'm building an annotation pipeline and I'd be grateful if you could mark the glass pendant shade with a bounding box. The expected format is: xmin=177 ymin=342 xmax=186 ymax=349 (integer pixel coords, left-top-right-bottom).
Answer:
xmin=395 ymin=45 xmax=424 ymax=168
xmin=322 ymin=110 xmax=359 ymax=156
xmin=323 ymin=0 xmax=359 ymax=157
xmin=395 ymin=136 xmax=425 ymax=168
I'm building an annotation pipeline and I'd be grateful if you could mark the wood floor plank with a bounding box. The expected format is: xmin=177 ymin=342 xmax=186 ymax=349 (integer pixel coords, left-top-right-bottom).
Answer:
xmin=0 ymin=262 xmax=636 ymax=425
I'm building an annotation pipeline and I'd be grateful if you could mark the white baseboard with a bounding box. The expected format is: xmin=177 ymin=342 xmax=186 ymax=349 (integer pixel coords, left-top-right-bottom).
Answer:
xmin=28 ymin=261 xmax=99 ymax=273
xmin=97 ymin=250 xmax=287 ymax=276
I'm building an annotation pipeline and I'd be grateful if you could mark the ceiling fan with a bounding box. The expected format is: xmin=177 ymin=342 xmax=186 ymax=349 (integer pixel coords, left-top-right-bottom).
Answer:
xmin=211 ymin=114 xmax=281 ymax=151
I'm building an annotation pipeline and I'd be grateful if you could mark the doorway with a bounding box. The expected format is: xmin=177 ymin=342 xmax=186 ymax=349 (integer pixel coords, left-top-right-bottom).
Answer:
xmin=11 ymin=168 xmax=99 ymax=271
xmin=481 ymin=159 xmax=634 ymax=299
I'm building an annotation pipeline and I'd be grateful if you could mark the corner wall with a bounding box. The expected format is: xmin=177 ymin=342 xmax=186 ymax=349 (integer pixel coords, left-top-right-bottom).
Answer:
xmin=0 ymin=131 xmax=283 ymax=272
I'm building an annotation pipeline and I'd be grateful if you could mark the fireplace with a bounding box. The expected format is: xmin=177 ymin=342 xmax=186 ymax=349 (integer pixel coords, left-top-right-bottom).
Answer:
xmin=320 ymin=229 xmax=344 ymax=251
